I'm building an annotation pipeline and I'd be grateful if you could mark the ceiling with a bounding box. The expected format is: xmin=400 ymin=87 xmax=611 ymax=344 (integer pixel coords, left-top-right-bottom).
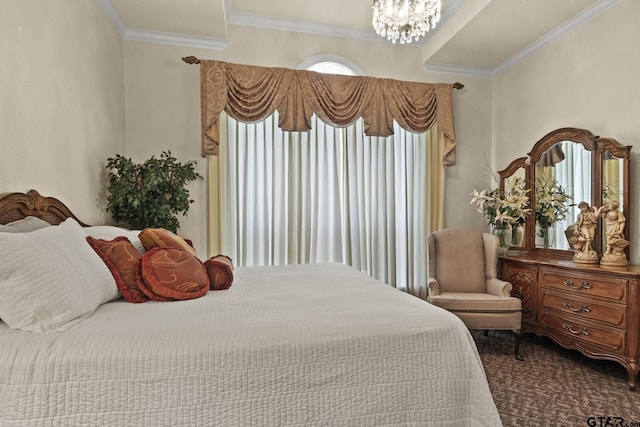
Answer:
xmin=99 ymin=0 xmax=619 ymax=77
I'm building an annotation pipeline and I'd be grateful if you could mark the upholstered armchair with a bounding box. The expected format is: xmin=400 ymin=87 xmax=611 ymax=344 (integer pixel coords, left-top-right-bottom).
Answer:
xmin=427 ymin=228 xmax=524 ymax=360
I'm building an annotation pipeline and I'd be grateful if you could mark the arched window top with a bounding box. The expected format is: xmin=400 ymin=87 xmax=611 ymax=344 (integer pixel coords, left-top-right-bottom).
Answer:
xmin=298 ymin=55 xmax=363 ymax=76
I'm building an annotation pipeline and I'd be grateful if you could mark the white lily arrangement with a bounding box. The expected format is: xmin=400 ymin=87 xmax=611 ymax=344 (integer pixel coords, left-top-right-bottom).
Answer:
xmin=470 ymin=176 xmax=531 ymax=229
xmin=534 ymin=176 xmax=571 ymax=228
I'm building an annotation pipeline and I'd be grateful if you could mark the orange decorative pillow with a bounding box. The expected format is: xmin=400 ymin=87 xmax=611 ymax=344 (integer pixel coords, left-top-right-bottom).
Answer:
xmin=86 ymin=236 xmax=149 ymax=304
xmin=204 ymin=255 xmax=234 ymax=290
xmin=137 ymin=247 xmax=209 ymax=301
xmin=138 ymin=228 xmax=197 ymax=256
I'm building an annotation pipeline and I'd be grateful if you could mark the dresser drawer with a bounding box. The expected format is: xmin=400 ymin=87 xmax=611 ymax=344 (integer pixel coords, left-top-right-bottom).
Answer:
xmin=541 ymin=290 xmax=626 ymax=328
xmin=541 ymin=268 xmax=627 ymax=303
xmin=541 ymin=311 xmax=626 ymax=353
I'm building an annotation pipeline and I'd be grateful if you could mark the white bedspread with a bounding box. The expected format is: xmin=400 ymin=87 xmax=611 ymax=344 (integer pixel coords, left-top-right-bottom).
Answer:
xmin=0 ymin=263 xmax=501 ymax=426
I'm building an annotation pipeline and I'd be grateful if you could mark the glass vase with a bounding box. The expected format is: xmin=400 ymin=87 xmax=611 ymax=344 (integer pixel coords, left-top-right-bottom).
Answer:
xmin=511 ymin=224 xmax=525 ymax=247
xmin=492 ymin=226 xmax=512 ymax=255
xmin=536 ymin=224 xmax=556 ymax=249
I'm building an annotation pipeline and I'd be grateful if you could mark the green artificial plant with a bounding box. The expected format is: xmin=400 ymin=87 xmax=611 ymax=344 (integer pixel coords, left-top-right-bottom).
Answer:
xmin=105 ymin=151 xmax=201 ymax=233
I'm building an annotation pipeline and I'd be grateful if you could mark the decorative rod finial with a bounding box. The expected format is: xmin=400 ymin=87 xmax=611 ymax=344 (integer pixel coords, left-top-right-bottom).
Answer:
xmin=182 ymin=56 xmax=200 ymax=65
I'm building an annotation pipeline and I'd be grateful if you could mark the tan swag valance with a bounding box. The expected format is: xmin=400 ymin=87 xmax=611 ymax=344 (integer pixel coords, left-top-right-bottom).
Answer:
xmin=199 ymin=60 xmax=457 ymax=165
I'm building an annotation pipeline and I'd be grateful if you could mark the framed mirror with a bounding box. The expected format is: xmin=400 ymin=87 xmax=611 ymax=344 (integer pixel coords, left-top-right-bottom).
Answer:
xmin=499 ymin=157 xmax=529 ymax=249
xmin=533 ymin=140 xmax=592 ymax=251
xmin=598 ymin=137 xmax=631 ymax=257
xmin=499 ymin=128 xmax=631 ymax=258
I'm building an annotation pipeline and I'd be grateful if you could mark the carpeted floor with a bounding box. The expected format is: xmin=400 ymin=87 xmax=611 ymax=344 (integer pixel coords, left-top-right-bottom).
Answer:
xmin=472 ymin=330 xmax=640 ymax=427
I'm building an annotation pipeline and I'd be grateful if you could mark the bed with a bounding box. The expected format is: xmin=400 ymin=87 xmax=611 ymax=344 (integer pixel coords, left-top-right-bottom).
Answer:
xmin=0 ymin=190 xmax=502 ymax=426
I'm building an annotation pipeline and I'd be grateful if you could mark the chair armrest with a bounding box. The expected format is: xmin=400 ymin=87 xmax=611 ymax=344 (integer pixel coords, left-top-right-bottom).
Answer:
xmin=486 ymin=278 xmax=513 ymax=297
xmin=427 ymin=277 xmax=440 ymax=297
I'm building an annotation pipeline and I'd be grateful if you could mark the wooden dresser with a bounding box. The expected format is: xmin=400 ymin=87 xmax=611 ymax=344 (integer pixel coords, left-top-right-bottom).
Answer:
xmin=499 ymin=253 xmax=640 ymax=390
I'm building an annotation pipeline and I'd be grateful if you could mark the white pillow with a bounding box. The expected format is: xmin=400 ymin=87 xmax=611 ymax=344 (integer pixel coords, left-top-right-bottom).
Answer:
xmin=0 ymin=216 xmax=51 ymax=233
xmin=85 ymin=225 xmax=146 ymax=254
xmin=0 ymin=218 xmax=119 ymax=333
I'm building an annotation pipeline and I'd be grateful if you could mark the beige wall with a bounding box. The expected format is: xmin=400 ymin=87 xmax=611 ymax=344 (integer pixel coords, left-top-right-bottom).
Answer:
xmin=444 ymin=77 xmax=494 ymax=232
xmin=123 ymin=26 xmax=494 ymax=254
xmin=7 ymin=2 xmax=634 ymax=263
xmin=0 ymin=0 xmax=125 ymax=223
xmin=493 ymin=1 xmax=640 ymax=262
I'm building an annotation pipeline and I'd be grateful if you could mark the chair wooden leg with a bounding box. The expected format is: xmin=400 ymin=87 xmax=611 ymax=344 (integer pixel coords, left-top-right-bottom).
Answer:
xmin=514 ymin=331 xmax=524 ymax=361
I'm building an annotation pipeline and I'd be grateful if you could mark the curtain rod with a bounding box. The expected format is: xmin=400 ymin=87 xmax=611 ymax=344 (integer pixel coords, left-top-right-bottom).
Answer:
xmin=181 ymin=56 xmax=464 ymax=89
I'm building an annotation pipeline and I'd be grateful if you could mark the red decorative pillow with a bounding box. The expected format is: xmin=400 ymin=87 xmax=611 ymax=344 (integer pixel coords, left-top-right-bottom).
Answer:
xmin=86 ymin=236 xmax=149 ymax=303
xmin=136 ymin=264 xmax=171 ymax=302
xmin=137 ymin=247 xmax=210 ymax=301
xmin=204 ymin=255 xmax=234 ymax=290
xmin=138 ymin=228 xmax=197 ymax=256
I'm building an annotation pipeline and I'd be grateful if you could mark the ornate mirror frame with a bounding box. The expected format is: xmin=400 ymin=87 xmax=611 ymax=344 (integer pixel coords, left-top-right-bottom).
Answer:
xmin=498 ymin=127 xmax=631 ymax=258
xmin=498 ymin=156 xmax=530 ymax=249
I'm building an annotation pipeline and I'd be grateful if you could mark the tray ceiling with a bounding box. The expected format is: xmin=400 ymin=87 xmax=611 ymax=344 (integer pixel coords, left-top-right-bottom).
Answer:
xmin=101 ymin=0 xmax=619 ymax=76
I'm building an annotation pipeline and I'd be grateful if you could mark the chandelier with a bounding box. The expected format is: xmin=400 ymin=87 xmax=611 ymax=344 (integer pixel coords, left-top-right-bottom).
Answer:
xmin=372 ymin=0 xmax=441 ymax=44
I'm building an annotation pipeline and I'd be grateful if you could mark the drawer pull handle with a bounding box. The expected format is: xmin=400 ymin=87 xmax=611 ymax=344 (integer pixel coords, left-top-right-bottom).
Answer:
xmin=562 ymin=302 xmax=592 ymax=313
xmin=562 ymin=280 xmax=592 ymax=290
xmin=562 ymin=323 xmax=591 ymax=336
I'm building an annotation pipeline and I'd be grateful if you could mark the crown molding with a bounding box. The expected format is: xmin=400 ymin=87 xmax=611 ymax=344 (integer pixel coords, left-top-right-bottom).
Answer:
xmin=125 ymin=28 xmax=227 ymax=50
xmin=423 ymin=62 xmax=493 ymax=77
xmin=95 ymin=0 xmax=227 ymax=50
xmin=492 ymin=0 xmax=621 ymax=75
xmin=95 ymin=0 xmax=126 ymax=37
xmin=227 ymin=12 xmax=383 ymax=43
xmin=95 ymin=0 xmax=461 ymax=50
xmin=423 ymin=0 xmax=621 ymax=77
xmin=97 ymin=0 xmax=620 ymax=70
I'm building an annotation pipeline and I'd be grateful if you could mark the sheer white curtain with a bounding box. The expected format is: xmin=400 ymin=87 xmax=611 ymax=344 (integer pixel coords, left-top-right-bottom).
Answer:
xmin=552 ymin=141 xmax=591 ymax=248
xmin=217 ymin=111 xmax=432 ymax=292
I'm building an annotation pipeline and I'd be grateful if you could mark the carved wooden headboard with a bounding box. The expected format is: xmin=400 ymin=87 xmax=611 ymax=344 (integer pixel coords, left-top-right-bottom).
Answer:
xmin=0 ymin=190 xmax=87 ymax=226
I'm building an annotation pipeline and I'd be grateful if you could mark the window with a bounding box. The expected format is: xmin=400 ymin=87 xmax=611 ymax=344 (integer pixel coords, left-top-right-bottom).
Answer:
xmin=213 ymin=58 xmax=442 ymax=294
